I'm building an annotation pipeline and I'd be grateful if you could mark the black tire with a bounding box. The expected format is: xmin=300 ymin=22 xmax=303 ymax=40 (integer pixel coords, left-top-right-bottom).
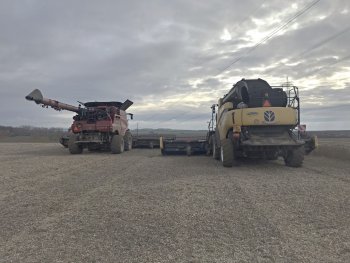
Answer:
xmin=161 ymin=149 xmax=166 ymax=156
xmin=68 ymin=135 xmax=83 ymax=154
xmin=124 ymin=132 xmax=132 ymax=151
xmin=212 ymin=137 xmax=220 ymax=160
xmin=220 ymin=138 xmax=234 ymax=167
xmin=59 ymin=138 xmax=69 ymax=148
xmin=284 ymin=146 xmax=304 ymax=167
xmin=111 ymin=135 xmax=124 ymax=154
xmin=149 ymin=142 xmax=154 ymax=149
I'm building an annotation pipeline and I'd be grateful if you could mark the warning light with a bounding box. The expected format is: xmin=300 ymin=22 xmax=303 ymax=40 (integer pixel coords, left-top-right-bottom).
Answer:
xmin=263 ymin=100 xmax=271 ymax=107
xmin=262 ymin=92 xmax=271 ymax=107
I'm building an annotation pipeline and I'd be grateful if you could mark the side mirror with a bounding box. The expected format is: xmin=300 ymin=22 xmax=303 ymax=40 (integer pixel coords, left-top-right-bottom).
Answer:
xmin=211 ymin=104 xmax=216 ymax=114
xmin=127 ymin=113 xmax=134 ymax=120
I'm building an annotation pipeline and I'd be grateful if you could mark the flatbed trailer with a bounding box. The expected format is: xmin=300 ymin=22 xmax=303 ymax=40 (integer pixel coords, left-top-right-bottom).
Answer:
xmin=133 ymin=134 xmax=176 ymax=149
xmin=160 ymin=136 xmax=208 ymax=156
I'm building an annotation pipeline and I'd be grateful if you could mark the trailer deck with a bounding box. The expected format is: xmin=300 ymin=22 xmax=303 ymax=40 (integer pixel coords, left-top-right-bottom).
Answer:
xmin=133 ymin=134 xmax=176 ymax=149
xmin=160 ymin=136 xmax=208 ymax=156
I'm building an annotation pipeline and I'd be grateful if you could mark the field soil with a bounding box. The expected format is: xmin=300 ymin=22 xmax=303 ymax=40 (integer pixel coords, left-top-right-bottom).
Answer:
xmin=0 ymin=139 xmax=349 ymax=262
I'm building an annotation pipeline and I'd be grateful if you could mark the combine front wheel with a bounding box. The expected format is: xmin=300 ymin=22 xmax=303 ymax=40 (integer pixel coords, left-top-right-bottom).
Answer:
xmin=68 ymin=135 xmax=83 ymax=154
xmin=220 ymin=138 xmax=233 ymax=167
xmin=111 ymin=135 xmax=124 ymax=154
xmin=124 ymin=132 xmax=132 ymax=151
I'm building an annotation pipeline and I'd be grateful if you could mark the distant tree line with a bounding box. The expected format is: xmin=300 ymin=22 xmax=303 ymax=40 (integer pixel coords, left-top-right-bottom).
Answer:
xmin=0 ymin=126 xmax=66 ymax=142
xmin=0 ymin=125 xmax=349 ymax=143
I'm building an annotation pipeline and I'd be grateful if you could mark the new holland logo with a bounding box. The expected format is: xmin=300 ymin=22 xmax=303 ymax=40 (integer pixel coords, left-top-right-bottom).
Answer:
xmin=264 ymin=110 xmax=275 ymax=122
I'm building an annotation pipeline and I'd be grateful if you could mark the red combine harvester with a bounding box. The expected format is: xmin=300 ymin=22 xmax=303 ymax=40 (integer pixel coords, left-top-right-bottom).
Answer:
xmin=25 ymin=89 xmax=133 ymax=154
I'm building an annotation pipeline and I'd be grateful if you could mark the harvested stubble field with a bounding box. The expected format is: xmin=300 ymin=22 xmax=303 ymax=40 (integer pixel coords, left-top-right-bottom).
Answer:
xmin=0 ymin=139 xmax=349 ymax=263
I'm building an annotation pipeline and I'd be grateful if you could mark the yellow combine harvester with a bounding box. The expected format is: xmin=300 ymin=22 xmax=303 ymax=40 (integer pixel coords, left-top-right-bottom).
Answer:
xmin=208 ymin=78 xmax=317 ymax=167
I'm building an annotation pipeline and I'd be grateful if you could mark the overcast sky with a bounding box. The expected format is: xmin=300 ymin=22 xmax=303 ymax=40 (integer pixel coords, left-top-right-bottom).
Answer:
xmin=1 ymin=0 xmax=349 ymax=130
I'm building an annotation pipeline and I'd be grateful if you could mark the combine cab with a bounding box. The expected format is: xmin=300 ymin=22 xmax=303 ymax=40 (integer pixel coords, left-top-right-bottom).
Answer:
xmin=26 ymin=89 xmax=133 ymax=154
xmin=208 ymin=78 xmax=317 ymax=167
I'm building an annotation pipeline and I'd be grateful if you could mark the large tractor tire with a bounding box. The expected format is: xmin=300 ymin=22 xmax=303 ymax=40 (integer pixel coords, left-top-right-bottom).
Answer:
xmin=111 ymin=135 xmax=124 ymax=154
xmin=68 ymin=135 xmax=83 ymax=154
xmin=212 ymin=136 xmax=220 ymax=160
xmin=124 ymin=131 xmax=132 ymax=151
xmin=284 ymin=146 xmax=304 ymax=167
xmin=220 ymin=138 xmax=234 ymax=167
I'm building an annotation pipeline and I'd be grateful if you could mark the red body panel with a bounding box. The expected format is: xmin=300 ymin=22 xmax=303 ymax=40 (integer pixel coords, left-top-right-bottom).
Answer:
xmin=72 ymin=120 xmax=112 ymax=133
xmin=70 ymin=107 xmax=129 ymax=136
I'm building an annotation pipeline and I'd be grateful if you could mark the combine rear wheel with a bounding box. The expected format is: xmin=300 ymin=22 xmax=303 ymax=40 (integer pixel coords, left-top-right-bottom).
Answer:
xmin=124 ymin=131 xmax=132 ymax=151
xmin=68 ymin=135 xmax=83 ymax=154
xmin=220 ymin=138 xmax=234 ymax=167
xmin=284 ymin=147 xmax=304 ymax=167
xmin=111 ymin=135 xmax=124 ymax=154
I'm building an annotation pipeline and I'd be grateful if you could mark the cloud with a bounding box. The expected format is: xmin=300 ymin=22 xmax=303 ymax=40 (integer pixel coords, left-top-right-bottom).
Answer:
xmin=0 ymin=0 xmax=349 ymax=130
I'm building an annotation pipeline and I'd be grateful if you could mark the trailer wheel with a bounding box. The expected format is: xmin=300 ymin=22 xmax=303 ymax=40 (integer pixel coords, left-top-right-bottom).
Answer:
xmin=111 ymin=135 xmax=124 ymax=154
xmin=220 ymin=138 xmax=234 ymax=167
xmin=68 ymin=135 xmax=83 ymax=154
xmin=149 ymin=142 xmax=154 ymax=149
xmin=284 ymin=146 xmax=304 ymax=167
xmin=212 ymin=137 xmax=220 ymax=160
xmin=124 ymin=132 xmax=132 ymax=151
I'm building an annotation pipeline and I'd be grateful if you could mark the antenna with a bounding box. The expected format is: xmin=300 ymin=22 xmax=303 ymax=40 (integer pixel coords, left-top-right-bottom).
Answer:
xmin=282 ymin=76 xmax=293 ymax=88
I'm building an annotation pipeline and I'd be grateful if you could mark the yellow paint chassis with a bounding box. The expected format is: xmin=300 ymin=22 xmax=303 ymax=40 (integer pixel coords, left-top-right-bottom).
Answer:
xmin=217 ymin=104 xmax=298 ymax=140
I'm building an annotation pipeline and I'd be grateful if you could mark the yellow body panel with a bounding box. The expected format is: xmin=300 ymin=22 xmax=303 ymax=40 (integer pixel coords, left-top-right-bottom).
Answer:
xmin=217 ymin=102 xmax=233 ymax=121
xmin=236 ymin=107 xmax=297 ymax=126
xmin=217 ymin=107 xmax=298 ymax=140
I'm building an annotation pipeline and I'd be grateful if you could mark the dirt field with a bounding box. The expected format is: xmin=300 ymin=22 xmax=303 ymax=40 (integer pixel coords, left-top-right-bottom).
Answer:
xmin=0 ymin=140 xmax=349 ymax=263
